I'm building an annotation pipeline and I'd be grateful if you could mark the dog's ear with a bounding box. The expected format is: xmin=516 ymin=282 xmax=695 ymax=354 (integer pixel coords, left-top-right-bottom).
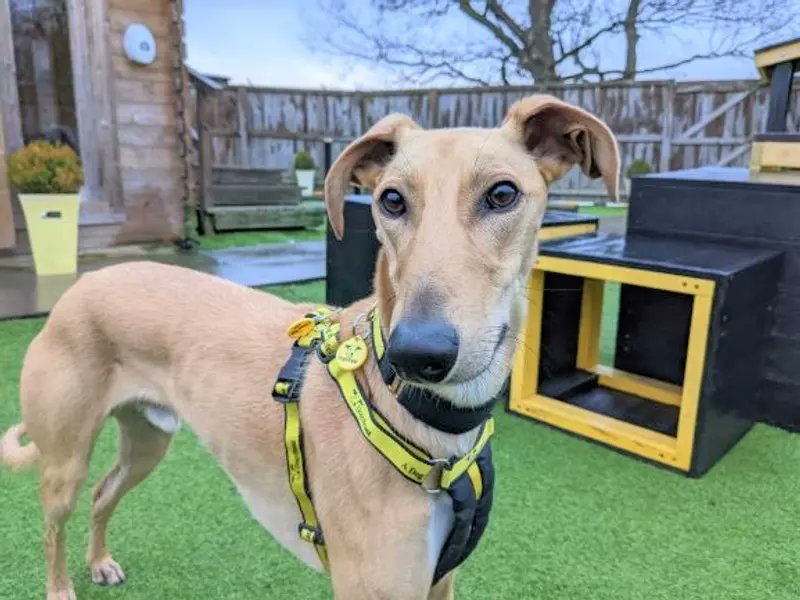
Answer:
xmin=324 ymin=114 xmax=419 ymax=240
xmin=502 ymin=95 xmax=620 ymax=200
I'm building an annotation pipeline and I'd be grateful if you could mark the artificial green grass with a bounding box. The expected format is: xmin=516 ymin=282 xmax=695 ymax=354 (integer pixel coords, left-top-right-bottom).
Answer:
xmin=1 ymin=282 xmax=798 ymax=599
xmin=196 ymin=222 xmax=327 ymax=251
xmin=578 ymin=206 xmax=628 ymax=217
xmin=256 ymin=280 xmax=325 ymax=304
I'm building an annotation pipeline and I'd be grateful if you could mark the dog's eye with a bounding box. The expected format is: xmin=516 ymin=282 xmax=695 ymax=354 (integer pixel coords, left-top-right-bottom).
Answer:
xmin=484 ymin=182 xmax=520 ymax=211
xmin=379 ymin=189 xmax=406 ymax=217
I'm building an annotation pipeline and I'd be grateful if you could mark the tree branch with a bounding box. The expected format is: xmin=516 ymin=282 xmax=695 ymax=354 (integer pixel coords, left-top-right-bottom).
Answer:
xmin=555 ymin=20 xmax=626 ymax=66
xmin=486 ymin=0 xmax=526 ymax=42
xmin=457 ymin=0 xmax=522 ymax=58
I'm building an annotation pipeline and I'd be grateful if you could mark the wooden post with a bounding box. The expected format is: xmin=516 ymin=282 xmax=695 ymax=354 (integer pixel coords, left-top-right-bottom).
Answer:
xmin=357 ymin=92 xmax=369 ymax=134
xmin=0 ymin=0 xmax=23 ymax=152
xmin=659 ymin=81 xmax=675 ymax=172
xmin=428 ymin=89 xmax=439 ymax=128
xmin=236 ymin=86 xmax=249 ymax=167
xmin=197 ymin=90 xmax=215 ymax=235
xmin=66 ymin=0 xmax=121 ymax=208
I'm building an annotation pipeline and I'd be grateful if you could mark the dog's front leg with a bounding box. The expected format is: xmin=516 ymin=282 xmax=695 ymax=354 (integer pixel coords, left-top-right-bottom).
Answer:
xmin=428 ymin=571 xmax=456 ymax=600
xmin=329 ymin=558 xmax=434 ymax=600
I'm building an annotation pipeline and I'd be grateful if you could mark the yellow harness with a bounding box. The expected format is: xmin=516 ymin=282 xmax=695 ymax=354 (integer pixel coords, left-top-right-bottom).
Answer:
xmin=272 ymin=307 xmax=495 ymax=581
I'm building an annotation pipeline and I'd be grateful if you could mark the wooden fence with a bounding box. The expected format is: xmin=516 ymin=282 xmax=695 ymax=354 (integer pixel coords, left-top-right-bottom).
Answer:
xmin=193 ymin=79 xmax=800 ymax=196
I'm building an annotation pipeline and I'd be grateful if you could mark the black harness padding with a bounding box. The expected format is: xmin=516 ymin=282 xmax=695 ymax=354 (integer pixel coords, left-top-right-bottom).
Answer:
xmin=273 ymin=342 xmax=316 ymax=401
xmin=432 ymin=443 xmax=495 ymax=583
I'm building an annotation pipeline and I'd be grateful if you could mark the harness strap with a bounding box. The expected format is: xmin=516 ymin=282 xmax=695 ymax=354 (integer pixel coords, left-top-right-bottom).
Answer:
xmin=281 ymin=400 xmax=329 ymax=568
xmin=272 ymin=306 xmax=495 ymax=583
xmin=272 ymin=309 xmax=338 ymax=570
xmin=327 ymin=354 xmax=494 ymax=492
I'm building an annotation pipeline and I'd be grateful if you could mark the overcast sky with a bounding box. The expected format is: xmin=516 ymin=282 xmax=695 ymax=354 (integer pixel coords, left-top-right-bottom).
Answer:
xmin=184 ymin=1 xmax=767 ymax=89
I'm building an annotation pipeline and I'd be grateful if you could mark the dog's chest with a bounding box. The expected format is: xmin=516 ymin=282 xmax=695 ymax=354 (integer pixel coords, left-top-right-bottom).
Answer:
xmin=234 ymin=478 xmax=326 ymax=571
xmin=427 ymin=493 xmax=455 ymax=571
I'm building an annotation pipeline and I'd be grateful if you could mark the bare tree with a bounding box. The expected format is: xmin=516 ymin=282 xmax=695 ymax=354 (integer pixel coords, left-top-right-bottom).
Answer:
xmin=313 ymin=0 xmax=799 ymax=85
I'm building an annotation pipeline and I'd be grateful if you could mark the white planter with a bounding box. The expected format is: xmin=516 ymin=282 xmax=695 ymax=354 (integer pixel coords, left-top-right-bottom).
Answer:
xmin=296 ymin=169 xmax=316 ymax=196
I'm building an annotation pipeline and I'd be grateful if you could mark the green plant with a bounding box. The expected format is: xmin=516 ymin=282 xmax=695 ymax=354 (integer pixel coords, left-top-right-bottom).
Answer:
xmin=7 ymin=141 xmax=83 ymax=193
xmin=294 ymin=150 xmax=316 ymax=170
xmin=625 ymin=159 xmax=651 ymax=179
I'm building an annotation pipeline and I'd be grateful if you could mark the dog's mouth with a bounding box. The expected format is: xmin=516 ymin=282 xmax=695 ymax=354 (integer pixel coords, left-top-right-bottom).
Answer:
xmin=445 ymin=323 xmax=509 ymax=386
xmin=405 ymin=323 xmax=512 ymax=410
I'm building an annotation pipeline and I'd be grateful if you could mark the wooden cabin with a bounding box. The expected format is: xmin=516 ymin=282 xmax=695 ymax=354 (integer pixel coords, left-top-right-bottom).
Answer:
xmin=0 ymin=0 xmax=191 ymax=254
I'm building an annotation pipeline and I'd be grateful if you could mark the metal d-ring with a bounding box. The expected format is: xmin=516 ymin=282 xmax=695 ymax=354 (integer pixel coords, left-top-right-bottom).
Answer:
xmin=421 ymin=458 xmax=450 ymax=494
xmin=351 ymin=312 xmax=372 ymax=340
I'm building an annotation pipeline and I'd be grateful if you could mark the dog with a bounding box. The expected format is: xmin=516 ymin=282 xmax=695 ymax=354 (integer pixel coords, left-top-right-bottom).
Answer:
xmin=0 ymin=95 xmax=618 ymax=600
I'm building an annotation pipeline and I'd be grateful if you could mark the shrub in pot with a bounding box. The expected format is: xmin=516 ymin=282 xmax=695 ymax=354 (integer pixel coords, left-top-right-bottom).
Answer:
xmin=294 ymin=150 xmax=316 ymax=196
xmin=7 ymin=141 xmax=84 ymax=275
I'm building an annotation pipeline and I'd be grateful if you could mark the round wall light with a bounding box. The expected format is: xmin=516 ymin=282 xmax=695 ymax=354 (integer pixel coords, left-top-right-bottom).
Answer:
xmin=123 ymin=23 xmax=157 ymax=65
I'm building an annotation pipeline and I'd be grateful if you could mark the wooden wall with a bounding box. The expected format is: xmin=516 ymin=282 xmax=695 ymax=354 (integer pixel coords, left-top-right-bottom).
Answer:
xmin=106 ymin=0 xmax=184 ymax=242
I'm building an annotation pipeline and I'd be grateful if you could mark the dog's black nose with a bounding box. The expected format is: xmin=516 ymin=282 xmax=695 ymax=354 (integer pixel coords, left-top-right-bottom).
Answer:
xmin=386 ymin=319 xmax=459 ymax=383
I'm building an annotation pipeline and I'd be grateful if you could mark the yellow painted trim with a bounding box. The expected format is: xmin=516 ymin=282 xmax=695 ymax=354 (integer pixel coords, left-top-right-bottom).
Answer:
xmin=510 ymin=270 xmax=545 ymax=412
xmin=595 ymin=365 xmax=683 ymax=407
xmin=749 ymin=141 xmax=764 ymax=173
xmin=539 ymin=222 xmax=598 ymax=241
xmin=513 ymin=394 xmax=680 ymax=467
xmin=536 ymin=256 xmax=715 ymax=296
xmin=577 ymin=279 xmax=604 ymax=370
xmin=674 ymin=291 xmax=714 ymax=470
xmin=509 ymin=257 xmax=716 ymax=472
xmin=749 ymin=141 xmax=800 ymax=172
xmin=754 ymin=39 xmax=800 ymax=80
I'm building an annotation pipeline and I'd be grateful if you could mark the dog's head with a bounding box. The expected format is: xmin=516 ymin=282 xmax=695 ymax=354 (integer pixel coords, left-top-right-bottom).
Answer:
xmin=325 ymin=95 xmax=619 ymax=409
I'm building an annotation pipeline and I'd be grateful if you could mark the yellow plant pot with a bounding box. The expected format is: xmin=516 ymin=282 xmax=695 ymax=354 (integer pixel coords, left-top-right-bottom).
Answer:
xmin=19 ymin=193 xmax=80 ymax=276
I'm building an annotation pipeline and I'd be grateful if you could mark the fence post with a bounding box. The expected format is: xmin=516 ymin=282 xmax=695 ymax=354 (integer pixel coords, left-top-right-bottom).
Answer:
xmin=196 ymin=90 xmax=215 ymax=236
xmin=659 ymin=81 xmax=676 ymax=172
xmin=236 ymin=86 xmax=249 ymax=167
xmin=428 ymin=89 xmax=439 ymax=128
xmin=358 ymin=92 xmax=369 ymax=134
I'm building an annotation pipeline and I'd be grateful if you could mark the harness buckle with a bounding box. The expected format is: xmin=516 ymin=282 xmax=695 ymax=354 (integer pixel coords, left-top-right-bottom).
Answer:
xmin=298 ymin=522 xmax=325 ymax=545
xmin=272 ymin=379 xmax=300 ymax=403
xmin=421 ymin=457 xmax=451 ymax=494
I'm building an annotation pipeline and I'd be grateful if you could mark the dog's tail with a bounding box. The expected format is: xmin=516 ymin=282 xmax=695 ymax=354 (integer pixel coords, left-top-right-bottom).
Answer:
xmin=0 ymin=424 xmax=40 ymax=472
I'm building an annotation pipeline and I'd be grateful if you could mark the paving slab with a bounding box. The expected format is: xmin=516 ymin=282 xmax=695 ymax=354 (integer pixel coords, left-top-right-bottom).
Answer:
xmin=0 ymin=241 xmax=325 ymax=321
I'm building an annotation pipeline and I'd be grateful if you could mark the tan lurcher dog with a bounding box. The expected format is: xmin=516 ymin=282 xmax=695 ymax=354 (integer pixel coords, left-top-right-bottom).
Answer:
xmin=0 ymin=95 xmax=618 ymax=600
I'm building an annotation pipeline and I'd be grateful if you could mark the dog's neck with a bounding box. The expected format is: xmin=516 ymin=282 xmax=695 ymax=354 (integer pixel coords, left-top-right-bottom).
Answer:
xmin=333 ymin=253 xmax=485 ymax=458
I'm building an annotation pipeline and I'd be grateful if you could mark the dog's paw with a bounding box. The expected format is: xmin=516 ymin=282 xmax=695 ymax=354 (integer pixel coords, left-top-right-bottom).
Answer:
xmin=90 ymin=557 xmax=126 ymax=586
xmin=47 ymin=586 xmax=77 ymax=600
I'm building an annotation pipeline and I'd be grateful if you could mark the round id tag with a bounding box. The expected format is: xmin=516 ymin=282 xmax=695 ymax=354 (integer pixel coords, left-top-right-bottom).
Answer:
xmin=336 ymin=336 xmax=368 ymax=370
